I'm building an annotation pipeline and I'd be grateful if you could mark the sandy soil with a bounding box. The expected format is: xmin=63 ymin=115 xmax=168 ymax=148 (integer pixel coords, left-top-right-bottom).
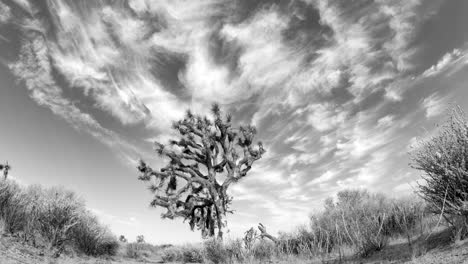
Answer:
xmin=1 ymin=231 xmax=467 ymax=264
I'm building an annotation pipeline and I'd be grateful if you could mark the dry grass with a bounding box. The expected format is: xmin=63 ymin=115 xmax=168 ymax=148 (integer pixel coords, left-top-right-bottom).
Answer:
xmin=0 ymin=179 xmax=119 ymax=257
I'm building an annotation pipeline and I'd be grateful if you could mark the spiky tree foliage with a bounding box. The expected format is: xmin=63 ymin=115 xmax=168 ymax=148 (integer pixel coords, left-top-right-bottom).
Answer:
xmin=138 ymin=104 xmax=265 ymax=239
xmin=119 ymin=235 xmax=127 ymax=243
xmin=410 ymin=107 xmax=468 ymax=239
xmin=0 ymin=162 xmax=10 ymax=179
xmin=136 ymin=235 xmax=145 ymax=243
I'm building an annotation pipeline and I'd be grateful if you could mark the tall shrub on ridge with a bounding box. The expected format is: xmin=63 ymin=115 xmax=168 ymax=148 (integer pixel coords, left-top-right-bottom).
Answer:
xmin=410 ymin=107 xmax=468 ymax=239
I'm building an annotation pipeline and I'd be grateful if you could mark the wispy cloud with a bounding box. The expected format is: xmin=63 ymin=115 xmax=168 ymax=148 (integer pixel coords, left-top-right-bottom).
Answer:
xmin=7 ymin=22 xmax=143 ymax=165
xmin=2 ymin=0 xmax=466 ymax=238
xmin=422 ymin=49 xmax=464 ymax=77
xmin=422 ymin=93 xmax=449 ymax=119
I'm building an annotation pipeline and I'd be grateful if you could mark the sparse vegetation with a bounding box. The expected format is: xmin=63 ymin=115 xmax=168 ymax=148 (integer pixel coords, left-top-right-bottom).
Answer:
xmin=157 ymin=244 xmax=204 ymax=263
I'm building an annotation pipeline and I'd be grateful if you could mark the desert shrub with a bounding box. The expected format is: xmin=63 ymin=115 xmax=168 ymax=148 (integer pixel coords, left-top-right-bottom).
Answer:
xmin=225 ymin=238 xmax=245 ymax=263
xmin=95 ymin=235 xmax=119 ymax=256
xmin=0 ymin=179 xmax=118 ymax=256
xmin=126 ymin=241 xmax=163 ymax=259
xmin=387 ymin=198 xmax=430 ymax=242
xmin=35 ymin=187 xmax=85 ymax=249
xmin=251 ymin=240 xmax=275 ymax=261
xmin=72 ymin=213 xmax=119 ymax=256
xmin=203 ymin=239 xmax=228 ymax=264
xmin=0 ymin=180 xmax=27 ymax=233
xmin=308 ymin=190 xmax=388 ymax=256
xmin=125 ymin=243 xmax=141 ymax=259
xmin=292 ymin=226 xmax=320 ymax=257
xmin=306 ymin=189 xmax=429 ymax=257
xmin=160 ymin=246 xmax=183 ymax=262
xmin=276 ymin=232 xmax=302 ymax=255
xmin=159 ymin=244 xmax=203 ymax=263
xmin=181 ymin=245 xmax=204 ymax=263
xmin=410 ymin=107 xmax=468 ymax=240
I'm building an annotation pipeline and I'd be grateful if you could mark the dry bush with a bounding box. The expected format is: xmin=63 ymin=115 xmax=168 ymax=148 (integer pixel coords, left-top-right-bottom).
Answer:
xmin=125 ymin=243 xmax=141 ymax=259
xmin=410 ymin=107 xmax=468 ymax=240
xmin=36 ymin=187 xmax=84 ymax=250
xmin=0 ymin=180 xmax=27 ymax=233
xmin=160 ymin=246 xmax=184 ymax=262
xmin=225 ymin=238 xmax=245 ymax=263
xmin=387 ymin=197 xmax=431 ymax=245
xmin=305 ymin=190 xmax=430 ymax=258
xmin=203 ymin=239 xmax=228 ymax=264
xmin=251 ymin=240 xmax=276 ymax=261
xmin=72 ymin=213 xmax=119 ymax=256
xmin=307 ymin=190 xmax=389 ymax=257
xmin=126 ymin=241 xmax=167 ymax=259
xmin=181 ymin=245 xmax=204 ymax=263
xmin=0 ymin=179 xmax=119 ymax=256
xmin=126 ymin=242 xmax=151 ymax=259
xmin=160 ymin=244 xmax=203 ymax=263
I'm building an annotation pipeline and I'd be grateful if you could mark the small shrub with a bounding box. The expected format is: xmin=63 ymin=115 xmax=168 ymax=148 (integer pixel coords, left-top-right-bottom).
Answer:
xmin=203 ymin=239 xmax=227 ymax=264
xmin=252 ymin=240 xmax=275 ymax=261
xmin=225 ymin=239 xmax=245 ymax=263
xmin=125 ymin=243 xmax=142 ymax=259
xmin=161 ymin=246 xmax=183 ymax=262
xmin=71 ymin=213 xmax=119 ymax=256
xmin=126 ymin=242 xmax=162 ymax=259
xmin=96 ymin=235 xmax=119 ymax=256
xmin=181 ymin=245 xmax=204 ymax=263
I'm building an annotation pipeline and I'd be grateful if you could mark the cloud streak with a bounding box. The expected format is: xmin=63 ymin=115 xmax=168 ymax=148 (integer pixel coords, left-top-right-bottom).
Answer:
xmin=2 ymin=0 xmax=465 ymax=238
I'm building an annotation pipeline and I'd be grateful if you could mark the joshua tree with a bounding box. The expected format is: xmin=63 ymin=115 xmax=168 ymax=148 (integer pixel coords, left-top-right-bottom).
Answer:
xmin=119 ymin=235 xmax=128 ymax=243
xmin=136 ymin=235 xmax=145 ymax=244
xmin=138 ymin=104 xmax=265 ymax=239
xmin=0 ymin=162 xmax=10 ymax=179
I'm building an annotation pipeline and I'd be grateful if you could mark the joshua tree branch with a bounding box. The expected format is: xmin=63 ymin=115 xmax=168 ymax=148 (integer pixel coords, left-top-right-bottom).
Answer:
xmin=257 ymin=223 xmax=278 ymax=243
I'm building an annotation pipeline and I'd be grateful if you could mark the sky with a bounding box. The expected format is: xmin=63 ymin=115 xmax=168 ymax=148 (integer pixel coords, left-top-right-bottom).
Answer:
xmin=1 ymin=0 xmax=468 ymax=244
